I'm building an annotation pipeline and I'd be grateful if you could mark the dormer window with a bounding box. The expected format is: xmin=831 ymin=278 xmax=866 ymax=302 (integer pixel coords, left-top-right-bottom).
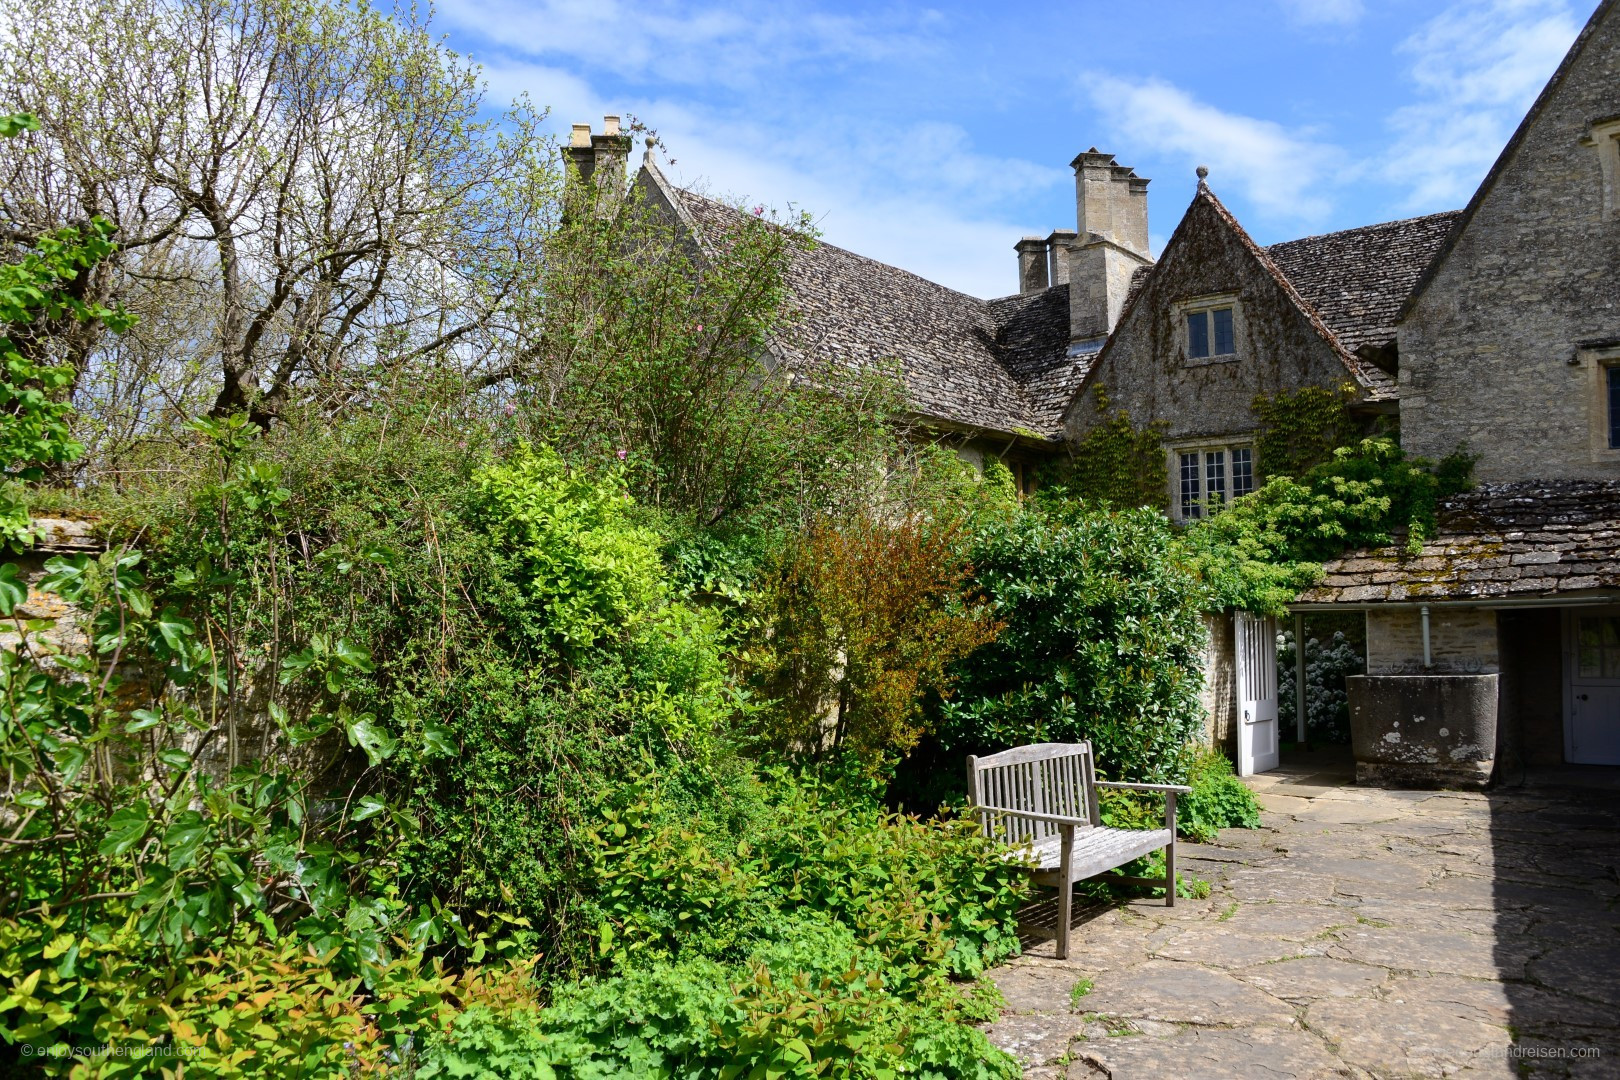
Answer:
xmin=1187 ymin=307 xmax=1234 ymax=359
xmin=1178 ymin=294 xmax=1242 ymax=365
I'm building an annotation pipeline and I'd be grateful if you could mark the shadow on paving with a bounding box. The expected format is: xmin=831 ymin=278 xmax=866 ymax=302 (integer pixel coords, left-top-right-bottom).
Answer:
xmin=1489 ymin=771 xmax=1620 ymax=1076
xmin=980 ymin=752 xmax=1620 ymax=1079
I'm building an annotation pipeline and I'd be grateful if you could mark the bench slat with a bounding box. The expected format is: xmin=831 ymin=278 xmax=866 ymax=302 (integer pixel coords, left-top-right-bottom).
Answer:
xmin=966 ymin=739 xmax=1180 ymax=960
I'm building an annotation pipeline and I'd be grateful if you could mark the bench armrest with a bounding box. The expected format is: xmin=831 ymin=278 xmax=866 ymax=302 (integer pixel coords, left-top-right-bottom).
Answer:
xmin=1094 ymin=781 xmax=1192 ymax=793
xmin=971 ymin=805 xmax=1090 ymax=828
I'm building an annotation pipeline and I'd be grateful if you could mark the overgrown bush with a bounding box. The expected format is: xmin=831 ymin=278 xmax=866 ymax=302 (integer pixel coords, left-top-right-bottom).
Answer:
xmin=753 ymin=511 xmax=1001 ymax=770
xmin=940 ymin=502 xmax=1208 ymax=783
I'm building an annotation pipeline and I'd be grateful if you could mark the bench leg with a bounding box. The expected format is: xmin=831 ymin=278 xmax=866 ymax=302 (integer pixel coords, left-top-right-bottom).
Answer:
xmin=1164 ymin=790 xmax=1178 ymax=908
xmin=1056 ymin=823 xmax=1074 ymax=960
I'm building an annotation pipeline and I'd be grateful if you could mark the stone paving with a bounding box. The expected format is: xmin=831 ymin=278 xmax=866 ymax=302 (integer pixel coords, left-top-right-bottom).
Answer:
xmin=982 ymin=759 xmax=1620 ymax=1078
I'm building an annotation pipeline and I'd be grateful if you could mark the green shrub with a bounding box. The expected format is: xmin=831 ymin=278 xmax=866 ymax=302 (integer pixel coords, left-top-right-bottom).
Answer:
xmin=941 ymin=502 xmax=1208 ymax=783
xmin=473 ymin=445 xmax=666 ymax=658
xmin=1177 ymin=749 xmax=1262 ymax=842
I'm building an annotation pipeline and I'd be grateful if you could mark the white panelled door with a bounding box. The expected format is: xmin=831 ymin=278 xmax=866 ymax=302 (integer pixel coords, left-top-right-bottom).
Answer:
xmin=1565 ymin=608 xmax=1620 ymax=765
xmin=1235 ymin=612 xmax=1281 ymax=776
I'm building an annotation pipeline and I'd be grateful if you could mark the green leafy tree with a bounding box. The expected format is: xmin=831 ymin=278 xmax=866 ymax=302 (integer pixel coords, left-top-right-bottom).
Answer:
xmin=503 ymin=178 xmax=910 ymax=529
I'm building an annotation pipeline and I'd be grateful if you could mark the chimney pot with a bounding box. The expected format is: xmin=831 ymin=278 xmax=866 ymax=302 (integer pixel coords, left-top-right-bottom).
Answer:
xmin=570 ymin=123 xmax=592 ymax=148
xmin=1045 ymin=229 xmax=1077 ymax=287
xmin=603 ymin=114 xmax=621 ymax=136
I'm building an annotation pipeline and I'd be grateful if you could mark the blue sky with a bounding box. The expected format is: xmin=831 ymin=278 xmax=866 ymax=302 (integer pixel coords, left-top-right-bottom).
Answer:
xmin=435 ymin=0 xmax=1589 ymax=299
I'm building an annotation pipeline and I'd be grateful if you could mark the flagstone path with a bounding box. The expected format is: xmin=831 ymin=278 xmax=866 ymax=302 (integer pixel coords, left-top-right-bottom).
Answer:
xmin=982 ymin=760 xmax=1620 ymax=1078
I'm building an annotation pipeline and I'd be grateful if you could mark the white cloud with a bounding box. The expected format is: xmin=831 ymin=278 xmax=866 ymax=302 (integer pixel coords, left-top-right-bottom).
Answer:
xmin=1383 ymin=0 xmax=1582 ymax=207
xmin=436 ymin=0 xmax=929 ymax=91
xmin=1279 ymin=0 xmax=1365 ymax=26
xmin=465 ymin=53 xmax=1064 ymax=298
xmin=1084 ymin=75 xmax=1346 ymax=224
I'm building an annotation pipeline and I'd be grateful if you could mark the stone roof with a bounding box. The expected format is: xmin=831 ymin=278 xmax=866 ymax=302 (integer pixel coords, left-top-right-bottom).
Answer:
xmin=986 ymin=285 xmax=1087 ymax=434
xmin=1298 ymin=481 xmax=1620 ymax=604
xmin=665 ymin=181 xmax=1079 ymax=441
xmin=1107 ymin=204 xmax=1460 ymax=406
xmin=1266 ymin=211 xmax=1461 ymax=357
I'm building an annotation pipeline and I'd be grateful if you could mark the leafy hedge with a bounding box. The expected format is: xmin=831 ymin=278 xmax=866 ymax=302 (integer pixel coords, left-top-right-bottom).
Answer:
xmin=939 ymin=502 xmax=1208 ymax=784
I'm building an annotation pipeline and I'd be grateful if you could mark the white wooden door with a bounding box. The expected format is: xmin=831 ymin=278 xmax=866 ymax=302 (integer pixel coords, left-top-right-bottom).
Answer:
xmin=1565 ymin=609 xmax=1620 ymax=765
xmin=1235 ymin=612 xmax=1280 ymax=776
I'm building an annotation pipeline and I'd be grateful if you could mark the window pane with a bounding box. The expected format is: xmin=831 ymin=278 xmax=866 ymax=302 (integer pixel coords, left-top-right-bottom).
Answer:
xmin=1186 ymin=312 xmax=1209 ymax=358
xmin=1213 ymin=307 xmax=1235 ymax=355
xmin=1577 ymin=616 xmax=1620 ymax=678
xmin=1206 ymin=451 xmax=1227 ymax=510
xmin=1232 ymin=447 xmax=1254 ymax=497
xmin=1179 ymin=452 xmax=1201 ymax=519
xmin=1608 ymin=366 xmax=1620 ymax=449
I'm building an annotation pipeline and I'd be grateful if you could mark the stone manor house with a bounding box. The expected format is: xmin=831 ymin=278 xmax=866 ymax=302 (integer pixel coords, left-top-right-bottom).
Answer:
xmin=568 ymin=0 xmax=1620 ymax=783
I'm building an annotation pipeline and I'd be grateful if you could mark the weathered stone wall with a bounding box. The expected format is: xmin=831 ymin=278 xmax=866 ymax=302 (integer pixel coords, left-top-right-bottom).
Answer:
xmin=1064 ymin=194 xmax=1356 ymax=479
xmin=1364 ymin=607 xmax=1500 ymax=675
xmin=1397 ymin=6 xmax=1620 ymax=482
xmin=0 ymin=518 xmax=103 ymax=658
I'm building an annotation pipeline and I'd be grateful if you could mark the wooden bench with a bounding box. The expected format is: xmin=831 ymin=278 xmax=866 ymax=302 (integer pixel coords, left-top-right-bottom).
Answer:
xmin=967 ymin=741 xmax=1190 ymax=959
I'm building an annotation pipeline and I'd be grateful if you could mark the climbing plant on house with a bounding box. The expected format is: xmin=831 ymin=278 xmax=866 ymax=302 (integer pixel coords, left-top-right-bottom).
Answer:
xmin=1250 ymin=382 xmax=1367 ymax=480
xmin=1041 ymin=389 xmax=1168 ymax=509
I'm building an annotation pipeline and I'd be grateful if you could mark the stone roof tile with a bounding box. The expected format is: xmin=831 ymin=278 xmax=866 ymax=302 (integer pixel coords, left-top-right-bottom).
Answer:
xmin=671 ymin=185 xmax=1075 ymax=440
xmin=1298 ymin=480 xmax=1620 ymax=604
xmin=1265 ymin=211 xmax=1461 ymax=357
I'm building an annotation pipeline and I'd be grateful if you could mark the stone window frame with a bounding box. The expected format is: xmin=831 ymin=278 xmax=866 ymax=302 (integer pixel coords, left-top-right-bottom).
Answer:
xmin=1166 ymin=436 xmax=1256 ymax=522
xmin=1175 ymin=292 xmax=1245 ymax=368
xmin=1581 ymin=116 xmax=1620 ymax=220
xmin=1581 ymin=340 xmax=1620 ymax=462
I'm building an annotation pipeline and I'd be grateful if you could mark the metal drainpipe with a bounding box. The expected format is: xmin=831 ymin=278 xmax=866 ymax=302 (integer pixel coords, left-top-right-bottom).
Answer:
xmin=1420 ymin=605 xmax=1432 ymax=668
xmin=1293 ymin=610 xmax=1307 ymax=744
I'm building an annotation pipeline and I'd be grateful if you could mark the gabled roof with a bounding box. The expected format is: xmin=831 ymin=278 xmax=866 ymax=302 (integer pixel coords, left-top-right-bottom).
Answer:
xmin=1402 ymin=0 xmax=1618 ymax=317
xmin=1266 ymin=211 xmax=1462 ymax=357
xmin=1192 ymin=185 xmax=1402 ymax=398
xmin=1067 ymin=187 xmax=1462 ymax=431
xmin=1061 ymin=184 xmax=1411 ymax=430
xmin=1299 ymin=480 xmax=1620 ymax=604
xmin=644 ymin=164 xmax=1081 ymax=442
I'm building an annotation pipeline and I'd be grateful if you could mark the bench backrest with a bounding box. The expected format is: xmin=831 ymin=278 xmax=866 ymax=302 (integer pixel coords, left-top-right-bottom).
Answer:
xmin=966 ymin=742 xmax=1100 ymax=845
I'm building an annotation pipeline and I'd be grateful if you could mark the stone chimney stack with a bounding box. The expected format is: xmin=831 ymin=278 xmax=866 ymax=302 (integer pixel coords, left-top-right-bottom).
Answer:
xmin=1046 ymin=229 xmax=1077 ymax=287
xmin=566 ymin=115 xmax=633 ymax=209
xmin=1066 ymin=149 xmax=1151 ymax=344
xmin=1016 ymin=237 xmax=1049 ymax=293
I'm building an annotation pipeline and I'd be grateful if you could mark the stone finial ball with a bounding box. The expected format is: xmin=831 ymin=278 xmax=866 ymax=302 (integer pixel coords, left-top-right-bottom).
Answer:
xmin=1196 ymin=165 xmax=1210 ymax=180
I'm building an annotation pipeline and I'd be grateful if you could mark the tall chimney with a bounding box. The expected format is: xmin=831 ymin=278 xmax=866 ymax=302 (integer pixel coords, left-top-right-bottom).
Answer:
xmin=1067 ymin=150 xmax=1151 ymax=344
xmin=565 ymin=116 xmax=633 ymax=212
xmin=591 ymin=114 xmax=631 ymax=198
xmin=1016 ymin=237 xmax=1049 ymax=293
